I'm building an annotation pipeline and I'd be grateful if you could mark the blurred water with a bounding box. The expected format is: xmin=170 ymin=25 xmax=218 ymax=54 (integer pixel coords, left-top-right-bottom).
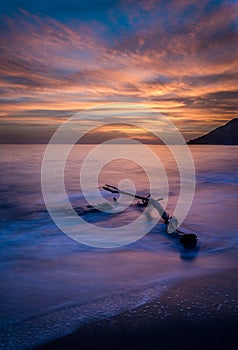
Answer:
xmin=0 ymin=144 xmax=237 ymax=349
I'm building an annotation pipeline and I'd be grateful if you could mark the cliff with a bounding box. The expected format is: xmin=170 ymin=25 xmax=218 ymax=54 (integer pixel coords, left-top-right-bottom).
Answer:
xmin=187 ymin=118 xmax=238 ymax=145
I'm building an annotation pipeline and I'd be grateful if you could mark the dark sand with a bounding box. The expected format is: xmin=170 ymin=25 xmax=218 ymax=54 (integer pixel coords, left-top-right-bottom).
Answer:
xmin=36 ymin=269 xmax=238 ymax=350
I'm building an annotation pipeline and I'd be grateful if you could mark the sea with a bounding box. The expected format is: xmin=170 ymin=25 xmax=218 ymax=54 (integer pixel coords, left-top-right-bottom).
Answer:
xmin=0 ymin=144 xmax=238 ymax=349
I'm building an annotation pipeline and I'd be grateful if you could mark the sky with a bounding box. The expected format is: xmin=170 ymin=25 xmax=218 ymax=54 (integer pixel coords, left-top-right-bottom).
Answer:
xmin=0 ymin=0 xmax=238 ymax=143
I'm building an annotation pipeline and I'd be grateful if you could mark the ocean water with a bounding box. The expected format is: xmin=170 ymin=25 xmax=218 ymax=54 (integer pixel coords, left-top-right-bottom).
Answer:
xmin=0 ymin=144 xmax=238 ymax=349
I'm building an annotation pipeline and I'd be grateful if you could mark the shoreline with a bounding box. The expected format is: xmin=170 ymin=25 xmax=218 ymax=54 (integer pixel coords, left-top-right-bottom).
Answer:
xmin=36 ymin=268 xmax=238 ymax=350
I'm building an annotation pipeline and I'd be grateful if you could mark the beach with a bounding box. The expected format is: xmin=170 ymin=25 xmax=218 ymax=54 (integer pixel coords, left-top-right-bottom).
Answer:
xmin=36 ymin=268 xmax=238 ymax=350
xmin=1 ymin=0 xmax=238 ymax=347
xmin=1 ymin=145 xmax=238 ymax=350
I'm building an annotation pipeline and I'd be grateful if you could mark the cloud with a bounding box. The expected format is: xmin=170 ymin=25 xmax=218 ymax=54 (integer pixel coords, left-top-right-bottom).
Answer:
xmin=0 ymin=0 xmax=238 ymax=142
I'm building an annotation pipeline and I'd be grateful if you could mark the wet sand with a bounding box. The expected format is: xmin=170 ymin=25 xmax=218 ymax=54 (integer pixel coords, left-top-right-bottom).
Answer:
xmin=36 ymin=269 xmax=238 ymax=350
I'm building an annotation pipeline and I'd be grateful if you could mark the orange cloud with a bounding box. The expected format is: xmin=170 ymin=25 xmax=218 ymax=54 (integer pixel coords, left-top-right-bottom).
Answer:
xmin=0 ymin=1 xmax=238 ymax=143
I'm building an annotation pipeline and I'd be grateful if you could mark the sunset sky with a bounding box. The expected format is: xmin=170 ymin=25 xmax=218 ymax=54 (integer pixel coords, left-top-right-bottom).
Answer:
xmin=0 ymin=0 xmax=238 ymax=143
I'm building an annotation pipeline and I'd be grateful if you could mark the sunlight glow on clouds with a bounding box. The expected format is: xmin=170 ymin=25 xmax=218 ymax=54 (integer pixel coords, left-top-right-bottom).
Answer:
xmin=0 ymin=0 xmax=237 ymax=142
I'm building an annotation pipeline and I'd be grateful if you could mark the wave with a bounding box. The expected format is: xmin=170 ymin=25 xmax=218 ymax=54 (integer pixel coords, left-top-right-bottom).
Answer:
xmin=0 ymin=267 xmax=222 ymax=350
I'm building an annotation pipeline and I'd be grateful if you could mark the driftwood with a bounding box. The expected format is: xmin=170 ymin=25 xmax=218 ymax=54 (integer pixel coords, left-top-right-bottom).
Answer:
xmin=103 ymin=184 xmax=198 ymax=248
